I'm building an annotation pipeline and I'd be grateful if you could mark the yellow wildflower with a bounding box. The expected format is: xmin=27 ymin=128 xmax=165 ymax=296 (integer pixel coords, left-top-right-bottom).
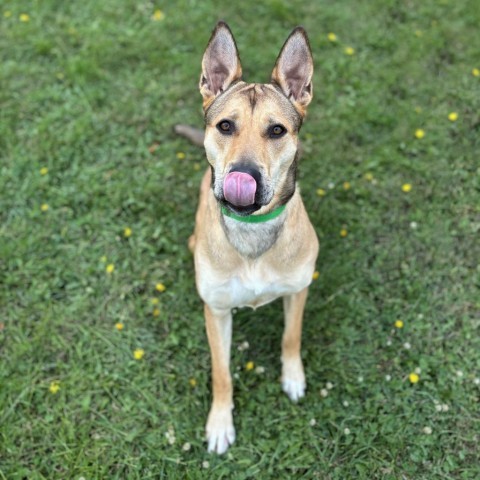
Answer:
xmin=189 ymin=378 xmax=197 ymax=387
xmin=364 ymin=172 xmax=374 ymax=181
xmin=327 ymin=32 xmax=337 ymax=42
xmin=414 ymin=129 xmax=425 ymax=139
xmin=176 ymin=152 xmax=186 ymax=159
xmin=124 ymin=227 xmax=132 ymax=238
xmin=343 ymin=181 xmax=351 ymax=190
xmin=409 ymin=373 xmax=420 ymax=384
xmin=100 ymin=255 xmax=107 ymax=263
xmin=19 ymin=13 xmax=30 ymax=22
xmin=40 ymin=167 xmax=48 ymax=175
xmin=402 ymin=183 xmax=412 ymax=193
xmin=448 ymin=112 xmax=458 ymax=122
xmin=151 ymin=297 xmax=160 ymax=305
xmin=414 ymin=30 xmax=423 ymax=37
xmin=152 ymin=9 xmax=165 ymax=21
xmin=40 ymin=203 xmax=49 ymax=212
xmin=344 ymin=47 xmax=355 ymax=56
xmin=316 ymin=188 xmax=326 ymax=197
xmin=414 ymin=106 xmax=422 ymax=114
xmin=115 ymin=322 xmax=124 ymax=331
xmin=106 ymin=263 xmax=115 ymax=274
xmin=4 ymin=11 xmax=12 ymax=18
xmin=312 ymin=271 xmax=320 ymax=280
xmin=472 ymin=68 xmax=480 ymax=77
xmin=49 ymin=381 xmax=60 ymax=394
xmin=245 ymin=361 xmax=255 ymax=371
xmin=193 ymin=162 xmax=201 ymax=171
xmin=340 ymin=228 xmax=348 ymax=238
xmin=155 ymin=283 xmax=166 ymax=292
xmin=394 ymin=319 xmax=404 ymax=328
xmin=133 ymin=348 xmax=145 ymax=360
xmin=153 ymin=308 xmax=160 ymax=317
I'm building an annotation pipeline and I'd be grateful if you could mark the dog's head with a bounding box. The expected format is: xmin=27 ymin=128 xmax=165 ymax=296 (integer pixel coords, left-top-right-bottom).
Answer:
xmin=199 ymin=22 xmax=313 ymax=216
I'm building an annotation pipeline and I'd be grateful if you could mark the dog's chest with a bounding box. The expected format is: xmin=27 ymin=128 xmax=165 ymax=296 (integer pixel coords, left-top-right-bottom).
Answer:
xmin=200 ymin=260 xmax=311 ymax=310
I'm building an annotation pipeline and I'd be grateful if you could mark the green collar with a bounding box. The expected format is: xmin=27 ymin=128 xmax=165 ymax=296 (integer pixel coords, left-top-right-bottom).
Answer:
xmin=221 ymin=204 xmax=286 ymax=223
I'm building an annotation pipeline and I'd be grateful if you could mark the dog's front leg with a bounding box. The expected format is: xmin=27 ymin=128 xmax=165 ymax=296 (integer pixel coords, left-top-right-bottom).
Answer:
xmin=281 ymin=287 xmax=309 ymax=402
xmin=204 ymin=303 xmax=235 ymax=454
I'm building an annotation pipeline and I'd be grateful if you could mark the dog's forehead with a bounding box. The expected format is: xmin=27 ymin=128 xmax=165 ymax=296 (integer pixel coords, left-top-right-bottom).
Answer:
xmin=205 ymin=82 xmax=302 ymax=130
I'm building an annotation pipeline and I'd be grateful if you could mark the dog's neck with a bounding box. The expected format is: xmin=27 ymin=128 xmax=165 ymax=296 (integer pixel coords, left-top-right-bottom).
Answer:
xmin=220 ymin=205 xmax=287 ymax=259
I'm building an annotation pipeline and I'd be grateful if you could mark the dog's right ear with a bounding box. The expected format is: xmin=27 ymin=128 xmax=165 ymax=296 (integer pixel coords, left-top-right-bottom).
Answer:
xmin=199 ymin=22 xmax=242 ymax=109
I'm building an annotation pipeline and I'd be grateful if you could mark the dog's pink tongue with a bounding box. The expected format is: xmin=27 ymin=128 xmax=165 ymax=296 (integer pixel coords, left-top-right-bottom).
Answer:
xmin=223 ymin=172 xmax=257 ymax=207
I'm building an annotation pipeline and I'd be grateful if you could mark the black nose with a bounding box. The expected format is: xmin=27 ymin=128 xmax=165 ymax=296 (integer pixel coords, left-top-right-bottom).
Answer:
xmin=229 ymin=162 xmax=262 ymax=185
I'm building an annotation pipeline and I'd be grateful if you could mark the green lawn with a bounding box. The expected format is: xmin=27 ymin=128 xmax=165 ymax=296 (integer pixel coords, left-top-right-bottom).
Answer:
xmin=1 ymin=0 xmax=479 ymax=478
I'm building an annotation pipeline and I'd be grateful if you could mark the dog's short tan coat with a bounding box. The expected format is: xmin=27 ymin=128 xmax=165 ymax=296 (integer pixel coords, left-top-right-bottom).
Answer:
xmin=189 ymin=22 xmax=319 ymax=454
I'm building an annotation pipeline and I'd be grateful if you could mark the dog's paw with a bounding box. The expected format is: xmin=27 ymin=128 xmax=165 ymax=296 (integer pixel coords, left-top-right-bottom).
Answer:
xmin=282 ymin=377 xmax=306 ymax=402
xmin=281 ymin=358 xmax=306 ymax=402
xmin=206 ymin=408 xmax=236 ymax=454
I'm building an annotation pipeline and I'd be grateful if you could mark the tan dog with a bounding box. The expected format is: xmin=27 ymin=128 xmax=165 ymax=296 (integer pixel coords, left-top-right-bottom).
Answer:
xmin=189 ymin=22 xmax=319 ymax=454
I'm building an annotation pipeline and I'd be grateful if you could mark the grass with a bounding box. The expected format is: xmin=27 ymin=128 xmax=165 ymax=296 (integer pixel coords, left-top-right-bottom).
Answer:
xmin=1 ymin=0 xmax=479 ymax=478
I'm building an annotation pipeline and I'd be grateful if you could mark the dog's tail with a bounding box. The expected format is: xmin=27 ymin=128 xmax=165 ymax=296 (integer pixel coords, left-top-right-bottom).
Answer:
xmin=174 ymin=124 xmax=205 ymax=147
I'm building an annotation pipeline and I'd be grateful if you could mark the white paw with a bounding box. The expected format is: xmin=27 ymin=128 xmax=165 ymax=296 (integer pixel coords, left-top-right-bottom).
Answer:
xmin=206 ymin=408 xmax=236 ymax=454
xmin=282 ymin=377 xmax=306 ymax=402
xmin=282 ymin=357 xmax=306 ymax=402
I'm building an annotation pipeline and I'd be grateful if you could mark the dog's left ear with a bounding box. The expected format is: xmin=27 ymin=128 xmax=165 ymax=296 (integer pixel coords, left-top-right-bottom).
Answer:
xmin=271 ymin=27 xmax=313 ymax=115
xmin=200 ymin=22 xmax=243 ymax=108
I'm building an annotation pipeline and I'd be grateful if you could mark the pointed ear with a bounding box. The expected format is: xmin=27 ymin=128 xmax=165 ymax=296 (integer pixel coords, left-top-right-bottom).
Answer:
xmin=271 ymin=27 xmax=313 ymax=115
xmin=199 ymin=22 xmax=242 ymax=108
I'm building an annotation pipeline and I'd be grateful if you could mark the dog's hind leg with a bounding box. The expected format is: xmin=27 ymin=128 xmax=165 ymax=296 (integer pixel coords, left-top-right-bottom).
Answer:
xmin=204 ymin=304 xmax=236 ymax=454
xmin=281 ymin=287 xmax=309 ymax=402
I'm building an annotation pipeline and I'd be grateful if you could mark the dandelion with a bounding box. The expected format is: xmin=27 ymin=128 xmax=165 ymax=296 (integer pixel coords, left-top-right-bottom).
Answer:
xmin=133 ymin=348 xmax=145 ymax=360
xmin=409 ymin=372 xmax=420 ymax=384
xmin=414 ymin=367 xmax=422 ymax=374
xmin=49 ymin=381 xmax=60 ymax=394
xmin=309 ymin=418 xmax=317 ymax=426
xmin=364 ymin=172 xmax=374 ymax=181
xmin=40 ymin=167 xmax=48 ymax=175
xmin=193 ymin=162 xmax=201 ymax=171
xmin=327 ymin=182 xmax=335 ymax=189
xmin=151 ymin=297 xmax=160 ymax=305
xmin=320 ymin=388 xmax=328 ymax=397
xmin=100 ymin=255 xmax=107 ymax=263
xmin=415 ymin=30 xmax=423 ymax=37
xmin=182 ymin=442 xmax=191 ymax=451
xmin=40 ymin=203 xmax=49 ymax=212
xmin=312 ymin=271 xmax=320 ymax=280
xmin=19 ymin=13 xmax=30 ymax=22
xmin=385 ymin=374 xmax=392 ymax=381
xmin=340 ymin=228 xmax=348 ymax=238
xmin=176 ymin=152 xmax=186 ymax=159
xmin=124 ymin=227 xmax=132 ymax=238
xmin=472 ymin=68 xmax=480 ymax=77
xmin=448 ymin=112 xmax=458 ymax=122
xmin=316 ymin=188 xmax=326 ymax=197
xmin=403 ymin=342 xmax=411 ymax=350
xmin=414 ymin=129 xmax=425 ymax=139
xmin=343 ymin=181 xmax=351 ymax=190
xmin=153 ymin=308 xmax=160 ymax=317
xmin=344 ymin=47 xmax=355 ymax=56
xmin=4 ymin=11 xmax=12 ymax=18
xmin=414 ymin=106 xmax=423 ymax=113
xmin=423 ymin=426 xmax=432 ymax=435
xmin=237 ymin=341 xmax=250 ymax=351
xmin=344 ymin=427 xmax=351 ymax=435
xmin=402 ymin=183 xmax=412 ymax=193
xmin=255 ymin=366 xmax=265 ymax=374
xmin=327 ymin=32 xmax=337 ymax=42
xmin=245 ymin=361 xmax=255 ymax=371
xmin=115 ymin=322 xmax=124 ymax=331
xmin=155 ymin=283 xmax=166 ymax=292
xmin=106 ymin=263 xmax=115 ymax=274
xmin=394 ymin=319 xmax=404 ymax=328
xmin=152 ymin=9 xmax=165 ymax=21
xmin=189 ymin=378 xmax=197 ymax=387
xmin=202 ymin=461 xmax=210 ymax=469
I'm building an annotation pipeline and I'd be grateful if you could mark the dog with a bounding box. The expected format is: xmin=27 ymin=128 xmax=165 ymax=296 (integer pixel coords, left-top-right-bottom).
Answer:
xmin=187 ymin=22 xmax=319 ymax=454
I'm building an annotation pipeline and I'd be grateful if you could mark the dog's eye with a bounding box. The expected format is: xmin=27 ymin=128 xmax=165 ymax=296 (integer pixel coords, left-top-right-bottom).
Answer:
xmin=269 ymin=124 xmax=286 ymax=138
xmin=217 ymin=120 xmax=233 ymax=134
